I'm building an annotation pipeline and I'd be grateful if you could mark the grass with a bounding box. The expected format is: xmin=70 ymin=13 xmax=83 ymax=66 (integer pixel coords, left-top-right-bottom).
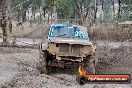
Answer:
xmin=88 ymin=25 xmax=132 ymax=42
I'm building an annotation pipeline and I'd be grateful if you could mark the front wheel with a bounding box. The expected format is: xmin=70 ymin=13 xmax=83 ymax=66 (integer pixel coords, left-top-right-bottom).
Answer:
xmin=37 ymin=50 xmax=49 ymax=75
xmin=76 ymin=75 xmax=87 ymax=85
xmin=83 ymin=55 xmax=96 ymax=74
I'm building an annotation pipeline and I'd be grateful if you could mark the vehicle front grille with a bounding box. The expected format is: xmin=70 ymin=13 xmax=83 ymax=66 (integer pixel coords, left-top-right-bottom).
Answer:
xmin=59 ymin=44 xmax=69 ymax=55
xmin=59 ymin=44 xmax=81 ymax=56
xmin=71 ymin=44 xmax=81 ymax=55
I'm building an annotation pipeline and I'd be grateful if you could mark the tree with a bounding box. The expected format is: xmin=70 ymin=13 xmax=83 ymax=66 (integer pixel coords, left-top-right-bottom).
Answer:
xmin=111 ymin=0 xmax=115 ymax=18
xmin=56 ymin=0 xmax=73 ymax=19
xmin=11 ymin=0 xmax=32 ymax=22
xmin=74 ymin=0 xmax=98 ymax=26
xmin=117 ymin=0 xmax=132 ymax=21
xmin=0 ymin=0 xmax=12 ymax=44
xmin=118 ymin=0 xmax=122 ymax=16
xmin=45 ymin=0 xmax=58 ymax=22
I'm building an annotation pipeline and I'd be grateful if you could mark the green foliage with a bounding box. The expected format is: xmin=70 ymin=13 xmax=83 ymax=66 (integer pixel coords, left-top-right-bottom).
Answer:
xmin=8 ymin=0 xmax=132 ymax=23
xmin=11 ymin=0 xmax=31 ymax=20
xmin=102 ymin=0 xmax=113 ymax=23
xmin=0 ymin=0 xmax=2 ymax=5
xmin=117 ymin=0 xmax=132 ymax=21
xmin=11 ymin=0 xmax=45 ymax=21
xmin=56 ymin=0 xmax=73 ymax=19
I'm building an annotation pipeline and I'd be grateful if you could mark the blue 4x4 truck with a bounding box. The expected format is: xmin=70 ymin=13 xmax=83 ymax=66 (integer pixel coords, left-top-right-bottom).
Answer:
xmin=38 ymin=23 xmax=97 ymax=75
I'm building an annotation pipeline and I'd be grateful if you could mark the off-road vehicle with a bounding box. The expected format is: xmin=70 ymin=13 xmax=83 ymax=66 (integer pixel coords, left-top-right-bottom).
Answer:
xmin=38 ymin=24 xmax=97 ymax=74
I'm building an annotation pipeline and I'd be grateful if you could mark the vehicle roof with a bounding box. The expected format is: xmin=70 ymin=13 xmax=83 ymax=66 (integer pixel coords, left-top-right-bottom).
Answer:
xmin=50 ymin=24 xmax=68 ymax=27
xmin=49 ymin=23 xmax=83 ymax=27
xmin=49 ymin=23 xmax=88 ymax=34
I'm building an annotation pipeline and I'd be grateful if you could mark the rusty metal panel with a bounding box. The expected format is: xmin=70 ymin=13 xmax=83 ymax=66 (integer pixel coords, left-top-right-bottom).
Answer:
xmin=48 ymin=43 xmax=59 ymax=53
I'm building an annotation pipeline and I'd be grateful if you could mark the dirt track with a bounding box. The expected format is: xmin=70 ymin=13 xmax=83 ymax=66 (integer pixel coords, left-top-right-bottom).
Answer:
xmin=0 ymin=41 xmax=132 ymax=88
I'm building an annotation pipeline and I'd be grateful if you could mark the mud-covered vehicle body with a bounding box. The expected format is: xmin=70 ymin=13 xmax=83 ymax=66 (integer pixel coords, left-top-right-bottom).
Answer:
xmin=38 ymin=24 xmax=96 ymax=74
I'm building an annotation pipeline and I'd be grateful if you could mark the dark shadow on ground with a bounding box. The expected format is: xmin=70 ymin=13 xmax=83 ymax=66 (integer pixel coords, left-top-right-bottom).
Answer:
xmin=48 ymin=66 xmax=78 ymax=75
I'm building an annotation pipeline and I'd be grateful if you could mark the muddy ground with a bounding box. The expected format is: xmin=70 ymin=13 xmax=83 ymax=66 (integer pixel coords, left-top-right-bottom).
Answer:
xmin=0 ymin=24 xmax=132 ymax=88
xmin=0 ymin=41 xmax=131 ymax=88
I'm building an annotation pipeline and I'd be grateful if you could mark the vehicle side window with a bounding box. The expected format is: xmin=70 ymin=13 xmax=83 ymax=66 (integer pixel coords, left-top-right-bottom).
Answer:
xmin=74 ymin=27 xmax=84 ymax=38
xmin=48 ymin=28 xmax=52 ymax=37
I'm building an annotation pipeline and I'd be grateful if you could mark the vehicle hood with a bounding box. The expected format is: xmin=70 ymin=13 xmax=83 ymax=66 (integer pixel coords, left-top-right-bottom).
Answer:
xmin=48 ymin=37 xmax=93 ymax=45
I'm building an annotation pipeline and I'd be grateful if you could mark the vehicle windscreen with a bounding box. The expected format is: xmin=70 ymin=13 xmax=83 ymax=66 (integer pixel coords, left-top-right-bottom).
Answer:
xmin=48 ymin=26 xmax=89 ymax=39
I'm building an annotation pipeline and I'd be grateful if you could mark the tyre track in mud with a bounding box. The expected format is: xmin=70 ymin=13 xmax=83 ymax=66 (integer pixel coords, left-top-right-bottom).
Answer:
xmin=2 ymin=69 xmax=76 ymax=88
xmin=0 ymin=47 xmax=76 ymax=88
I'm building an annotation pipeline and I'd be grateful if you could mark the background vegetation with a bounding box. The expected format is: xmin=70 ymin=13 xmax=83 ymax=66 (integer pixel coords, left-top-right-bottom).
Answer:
xmin=0 ymin=0 xmax=132 ymax=43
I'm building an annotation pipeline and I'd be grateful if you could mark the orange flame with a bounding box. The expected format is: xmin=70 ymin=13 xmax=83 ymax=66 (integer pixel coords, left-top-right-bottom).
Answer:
xmin=78 ymin=66 xmax=86 ymax=76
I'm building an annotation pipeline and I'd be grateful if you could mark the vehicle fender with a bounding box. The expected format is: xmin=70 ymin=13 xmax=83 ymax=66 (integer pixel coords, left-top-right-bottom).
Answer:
xmin=39 ymin=43 xmax=48 ymax=50
xmin=91 ymin=45 xmax=96 ymax=55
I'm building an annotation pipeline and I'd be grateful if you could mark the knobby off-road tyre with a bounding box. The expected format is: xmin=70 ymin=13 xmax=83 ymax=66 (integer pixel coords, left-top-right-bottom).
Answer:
xmin=38 ymin=50 xmax=49 ymax=75
xmin=84 ymin=55 xmax=96 ymax=74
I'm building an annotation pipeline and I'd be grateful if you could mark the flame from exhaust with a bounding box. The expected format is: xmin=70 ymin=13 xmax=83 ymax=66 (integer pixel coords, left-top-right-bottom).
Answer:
xmin=78 ymin=66 xmax=86 ymax=76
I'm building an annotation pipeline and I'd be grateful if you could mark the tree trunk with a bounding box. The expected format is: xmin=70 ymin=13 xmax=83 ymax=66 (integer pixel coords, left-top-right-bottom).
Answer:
xmin=8 ymin=0 xmax=12 ymax=33
xmin=32 ymin=5 xmax=36 ymax=20
xmin=48 ymin=13 xmax=50 ymax=23
xmin=22 ymin=10 xmax=26 ymax=22
xmin=94 ymin=0 xmax=98 ymax=20
xmin=91 ymin=0 xmax=98 ymax=26
xmin=0 ymin=0 xmax=8 ymax=44
xmin=111 ymin=0 xmax=115 ymax=17
xmin=101 ymin=0 xmax=104 ymax=24
xmin=9 ymin=19 xmax=12 ymax=33
xmin=75 ymin=0 xmax=83 ymax=25
xmin=50 ymin=8 xmax=53 ymax=23
xmin=0 ymin=0 xmax=12 ymax=44
xmin=118 ymin=0 xmax=121 ymax=16
xmin=42 ymin=7 xmax=46 ymax=18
